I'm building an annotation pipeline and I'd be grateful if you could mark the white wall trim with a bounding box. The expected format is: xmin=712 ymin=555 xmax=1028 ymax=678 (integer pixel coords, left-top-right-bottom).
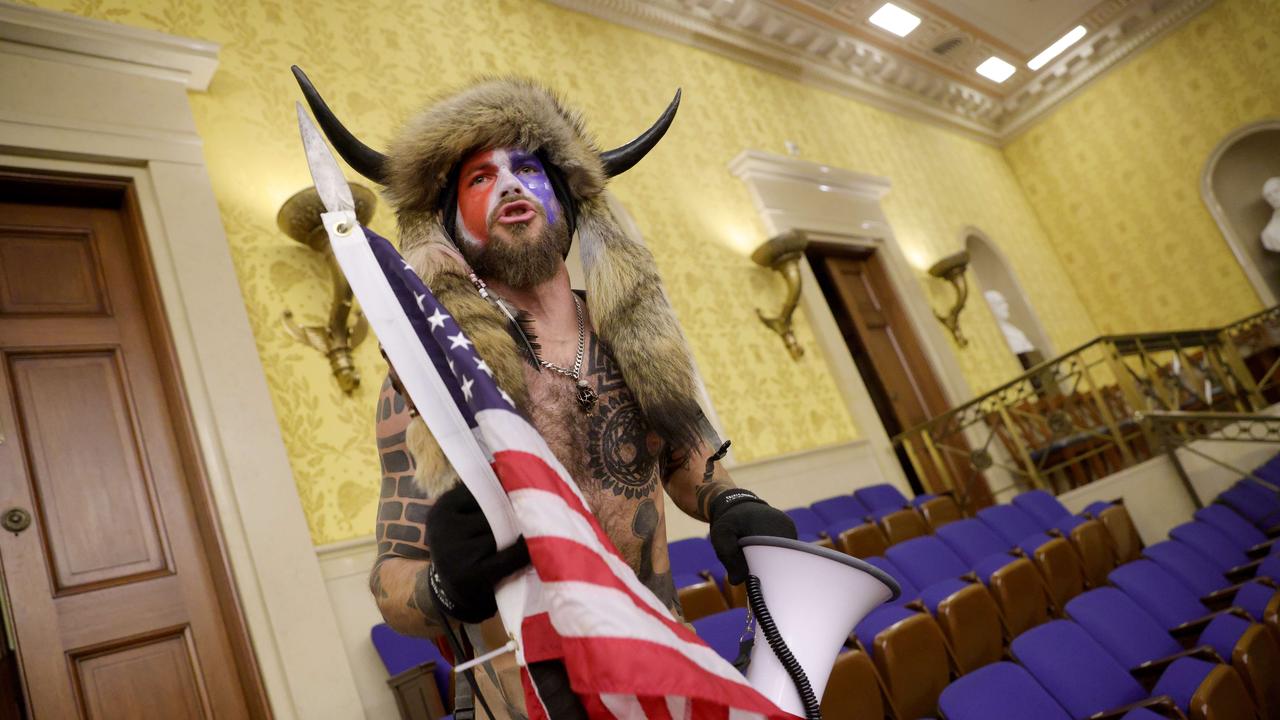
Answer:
xmin=1200 ymin=117 xmax=1280 ymax=307
xmin=545 ymin=0 xmax=1212 ymax=145
xmin=0 ymin=2 xmax=218 ymax=90
xmin=728 ymin=149 xmax=972 ymax=492
xmin=0 ymin=5 xmax=363 ymax=718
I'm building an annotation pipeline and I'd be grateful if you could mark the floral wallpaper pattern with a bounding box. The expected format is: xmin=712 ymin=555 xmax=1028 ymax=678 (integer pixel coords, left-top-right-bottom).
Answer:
xmin=23 ymin=0 xmax=1094 ymax=544
xmin=1005 ymin=0 xmax=1278 ymax=334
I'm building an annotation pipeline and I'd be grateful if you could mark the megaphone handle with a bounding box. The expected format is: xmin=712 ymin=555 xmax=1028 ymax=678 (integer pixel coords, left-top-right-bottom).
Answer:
xmin=745 ymin=574 xmax=822 ymax=720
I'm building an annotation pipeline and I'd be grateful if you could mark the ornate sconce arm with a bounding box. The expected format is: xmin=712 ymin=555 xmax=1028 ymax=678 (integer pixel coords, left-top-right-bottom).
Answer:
xmin=752 ymin=230 xmax=810 ymax=360
xmin=277 ymin=183 xmax=376 ymax=393
xmin=928 ymin=250 xmax=970 ymax=348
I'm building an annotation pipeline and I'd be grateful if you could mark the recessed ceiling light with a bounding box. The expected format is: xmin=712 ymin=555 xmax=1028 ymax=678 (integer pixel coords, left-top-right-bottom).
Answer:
xmin=976 ymin=56 xmax=1016 ymax=83
xmin=1027 ymin=25 xmax=1088 ymax=70
xmin=868 ymin=3 xmax=922 ymax=38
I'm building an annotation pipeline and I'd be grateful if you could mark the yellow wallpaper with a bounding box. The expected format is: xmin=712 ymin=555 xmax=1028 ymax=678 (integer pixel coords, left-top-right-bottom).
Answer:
xmin=21 ymin=0 xmax=1093 ymax=544
xmin=1004 ymin=0 xmax=1278 ymax=334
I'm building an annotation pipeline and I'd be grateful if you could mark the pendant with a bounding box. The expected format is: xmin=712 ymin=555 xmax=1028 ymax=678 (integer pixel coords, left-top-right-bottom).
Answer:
xmin=576 ymin=380 xmax=598 ymax=412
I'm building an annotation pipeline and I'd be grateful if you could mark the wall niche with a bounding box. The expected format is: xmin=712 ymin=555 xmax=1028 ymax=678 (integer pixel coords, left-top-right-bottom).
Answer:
xmin=1202 ymin=119 xmax=1280 ymax=305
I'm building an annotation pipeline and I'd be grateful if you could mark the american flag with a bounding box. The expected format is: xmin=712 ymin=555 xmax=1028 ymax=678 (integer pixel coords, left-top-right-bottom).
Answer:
xmin=330 ymin=221 xmax=790 ymax=720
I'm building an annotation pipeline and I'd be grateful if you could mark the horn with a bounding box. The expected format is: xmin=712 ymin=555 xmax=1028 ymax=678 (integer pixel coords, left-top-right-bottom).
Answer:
xmin=599 ymin=89 xmax=681 ymax=177
xmin=292 ymin=65 xmax=389 ymax=184
xmin=740 ymin=536 xmax=898 ymax=718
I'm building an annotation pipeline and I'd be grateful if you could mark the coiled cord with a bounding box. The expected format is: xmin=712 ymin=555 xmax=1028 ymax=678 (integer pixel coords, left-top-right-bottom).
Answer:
xmin=745 ymin=574 xmax=822 ymax=720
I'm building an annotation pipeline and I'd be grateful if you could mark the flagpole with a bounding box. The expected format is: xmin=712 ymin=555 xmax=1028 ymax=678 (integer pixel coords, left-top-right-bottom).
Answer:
xmin=321 ymin=210 xmax=530 ymax=665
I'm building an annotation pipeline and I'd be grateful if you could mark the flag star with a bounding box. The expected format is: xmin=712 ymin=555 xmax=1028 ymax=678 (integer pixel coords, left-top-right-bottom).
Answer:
xmin=402 ymin=260 xmax=414 ymax=271
xmin=414 ymin=292 xmax=427 ymax=312
xmin=475 ymin=357 xmax=492 ymax=376
xmin=448 ymin=332 xmax=473 ymax=350
xmin=448 ymin=359 xmax=456 ymax=374
xmin=460 ymin=375 xmax=474 ymax=401
xmin=500 ymin=390 xmax=514 ymax=406
xmin=427 ymin=308 xmax=450 ymax=330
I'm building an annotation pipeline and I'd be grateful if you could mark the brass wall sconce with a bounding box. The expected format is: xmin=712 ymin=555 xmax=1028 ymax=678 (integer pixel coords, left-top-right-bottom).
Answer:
xmin=928 ymin=249 xmax=970 ymax=348
xmin=752 ymin=230 xmax=810 ymax=360
xmin=277 ymin=183 xmax=376 ymax=393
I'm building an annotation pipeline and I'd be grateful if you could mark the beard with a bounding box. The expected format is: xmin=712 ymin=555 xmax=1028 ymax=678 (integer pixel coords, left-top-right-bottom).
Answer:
xmin=464 ymin=212 xmax=571 ymax=290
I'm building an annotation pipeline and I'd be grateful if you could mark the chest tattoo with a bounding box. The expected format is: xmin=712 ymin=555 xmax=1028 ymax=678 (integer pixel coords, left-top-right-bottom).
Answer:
xmin=587 ymin=393 xmax=662 ymax=499
xmin=525 ymin=330 xmax=675 ymax=610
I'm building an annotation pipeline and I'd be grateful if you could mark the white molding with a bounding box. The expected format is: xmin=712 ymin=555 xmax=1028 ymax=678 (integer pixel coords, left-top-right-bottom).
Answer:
xmin=999 ymin=0 xmax=1215 ymax=141
xmin=0 ymin=1 xmax=217 ymax=90
xmin=545 ymin=0 xmax=1212 ymax=144
xmin=0 ymin=6 xmax=364 ymax=718
xmin=1199 ymin=118 xmax=1280 ymax=307
xmin=550 ymin=0 xmax=1000 ymax=144
xmin=729 ymin=149 xmax=976 ymax=496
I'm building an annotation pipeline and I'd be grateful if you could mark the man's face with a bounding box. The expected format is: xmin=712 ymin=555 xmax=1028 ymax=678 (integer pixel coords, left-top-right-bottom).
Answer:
xmin=455 ymin=147 xmax=561 ymax=248
xmin=453 ymin=146 xmax=570 ymax=289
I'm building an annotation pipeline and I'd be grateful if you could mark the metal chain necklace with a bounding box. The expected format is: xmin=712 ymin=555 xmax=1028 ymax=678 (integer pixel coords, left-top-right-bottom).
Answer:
xmin=537 ymin=294 xmax=598 ymax=412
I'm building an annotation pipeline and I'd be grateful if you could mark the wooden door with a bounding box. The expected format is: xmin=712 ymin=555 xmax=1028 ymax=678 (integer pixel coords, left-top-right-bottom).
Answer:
xmin=812 ymin=247 xmax=992 ymax=505
xmin=0 ymin=178 xmax=262 ymax=718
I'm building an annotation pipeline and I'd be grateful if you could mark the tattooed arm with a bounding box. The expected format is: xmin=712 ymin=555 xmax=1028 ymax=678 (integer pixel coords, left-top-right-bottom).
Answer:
xmin=369 ymin=374 xmax=444 ymax=637
xmin=660 ymin=438 xmax=737 ymax=522
xmin=662 ymin=434 xmax=796 ymax=584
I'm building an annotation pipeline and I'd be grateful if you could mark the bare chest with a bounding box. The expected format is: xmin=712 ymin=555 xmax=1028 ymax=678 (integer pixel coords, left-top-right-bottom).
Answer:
xmin=523 ymin=333 xmax=663 ymax=505
xmin=519 ymin=331 xmax=678 ymax=610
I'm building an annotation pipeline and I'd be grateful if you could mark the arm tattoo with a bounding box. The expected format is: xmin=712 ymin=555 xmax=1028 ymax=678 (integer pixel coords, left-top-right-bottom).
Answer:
xmin=663 ymin=432 xmax=737 ymax=522
xmin=373 ymin=373 xmax=441 ymax=627
xmin=693 ymin=460 xmax=735 ymax=522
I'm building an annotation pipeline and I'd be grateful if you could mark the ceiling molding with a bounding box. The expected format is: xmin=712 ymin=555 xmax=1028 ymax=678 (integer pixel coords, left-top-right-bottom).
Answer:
xmin=998 ymin=0 xmax=1212 ymax=140
xmin=0 ymin=0 xmax=219 ymax=91
xmin=547 ymin=0 xmax=1212 ymax=145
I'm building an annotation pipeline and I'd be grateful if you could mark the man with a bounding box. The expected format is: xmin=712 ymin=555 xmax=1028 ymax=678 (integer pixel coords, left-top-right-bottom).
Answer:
xmin=295 ymin=70 xmax=796 ymax=717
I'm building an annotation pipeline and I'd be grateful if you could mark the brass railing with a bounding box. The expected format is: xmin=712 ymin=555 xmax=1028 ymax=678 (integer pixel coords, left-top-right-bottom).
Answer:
xmin=1141 ymin=410 xmax=1280 ymax=507
xmin=893 ymin=306 xmax=1280 ymax=509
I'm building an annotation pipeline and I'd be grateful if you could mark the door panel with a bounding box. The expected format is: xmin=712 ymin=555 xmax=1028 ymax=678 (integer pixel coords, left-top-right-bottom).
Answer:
xmin=821 ymin=253 xmax=947 ymax=430
xmin=0 ymin=227 xmax=109 ymax=316
xmin=10 ymin=351 xmax=170 ymax=593
xmin=72 ymin=630 xmax=207 ymax=720
xmin=0 ymin=195 xmax=254 ymax=718
xmin=815 ymin=249 xmax=992 ymax=505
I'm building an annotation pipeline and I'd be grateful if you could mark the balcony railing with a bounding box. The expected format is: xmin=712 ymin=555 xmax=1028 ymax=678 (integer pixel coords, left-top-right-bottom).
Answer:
xmin=893 ymin=306 xmax=1280 ymax=510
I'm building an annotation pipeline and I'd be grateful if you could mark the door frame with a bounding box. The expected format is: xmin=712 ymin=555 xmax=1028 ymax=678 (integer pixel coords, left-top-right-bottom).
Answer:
xmin=729 ymin=150 xmax=974 ymax=493
xmin=0 ymin=170 xmax=270 ymax=718
xmin=0 ymin=5 xmax=363 ymax=718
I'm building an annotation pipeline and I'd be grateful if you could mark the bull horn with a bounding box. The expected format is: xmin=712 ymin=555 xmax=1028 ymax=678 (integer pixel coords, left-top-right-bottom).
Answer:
xmin=599 ymin=89 xmax=681 ymax=177
xmin=292 ymin=65 xmax=389 ymax=184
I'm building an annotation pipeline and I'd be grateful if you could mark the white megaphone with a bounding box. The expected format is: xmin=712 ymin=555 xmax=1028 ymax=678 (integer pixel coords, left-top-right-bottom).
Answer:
xmin=739 ymin=536 xmax=900 ymax=719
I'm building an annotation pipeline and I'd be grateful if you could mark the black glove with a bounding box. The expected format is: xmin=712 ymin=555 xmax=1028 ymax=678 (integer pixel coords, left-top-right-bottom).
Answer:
xmin=708 ymin=489 xmax=797 ymax=585
xmin=426 ymin=483 xmax=530 ymax=624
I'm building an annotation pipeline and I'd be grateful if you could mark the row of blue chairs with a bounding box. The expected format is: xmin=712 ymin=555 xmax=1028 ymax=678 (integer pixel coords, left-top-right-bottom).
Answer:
xmin=671 ymin=483 xmax=969 ymax=618
xmin=673 ymin=482 xmax=1140 ymax=626
xmin=937 ymin=463 xmax=1280 ymax=720
xmin=691 ymin=477 xmax=1280 ymax=719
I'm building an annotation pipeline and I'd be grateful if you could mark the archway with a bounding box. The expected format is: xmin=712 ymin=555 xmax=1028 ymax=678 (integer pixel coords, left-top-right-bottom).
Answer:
xmin=1202 ymin=119 xmax=1280 ymax=306
xmin=965 ymin=229 xmax=1054 ymax=365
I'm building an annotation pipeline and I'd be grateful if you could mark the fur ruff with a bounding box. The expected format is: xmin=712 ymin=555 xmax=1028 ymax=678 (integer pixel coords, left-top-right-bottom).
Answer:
xmin=384 ymin=78 xmax=710 ymax=495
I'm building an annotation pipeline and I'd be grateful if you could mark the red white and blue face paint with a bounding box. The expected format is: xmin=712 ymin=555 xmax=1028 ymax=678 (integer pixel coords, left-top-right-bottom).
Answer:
xmin=455 ymin=147 xmax=560 ymax=248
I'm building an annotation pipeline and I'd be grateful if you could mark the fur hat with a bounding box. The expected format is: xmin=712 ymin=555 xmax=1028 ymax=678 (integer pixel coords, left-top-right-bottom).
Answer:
xmin=294 ymin=68 xmax=714 ymax=494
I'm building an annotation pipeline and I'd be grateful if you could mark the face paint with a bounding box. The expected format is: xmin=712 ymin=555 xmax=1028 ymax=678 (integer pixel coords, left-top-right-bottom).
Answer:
xmin=455 ymin=147 xmax=560 ymax=248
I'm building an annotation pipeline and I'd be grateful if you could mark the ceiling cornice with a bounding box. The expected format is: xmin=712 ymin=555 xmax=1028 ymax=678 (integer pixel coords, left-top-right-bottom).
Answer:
xmin=546 ymin=0 xmax=1213 ymax=145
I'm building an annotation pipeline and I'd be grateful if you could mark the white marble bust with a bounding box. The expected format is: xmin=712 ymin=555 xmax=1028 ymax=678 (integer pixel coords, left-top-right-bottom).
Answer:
xmin=984 ymin=290 xmax=1035 ymax=354
xmin=1262 ymin=177 xmax=1280 ymax=253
